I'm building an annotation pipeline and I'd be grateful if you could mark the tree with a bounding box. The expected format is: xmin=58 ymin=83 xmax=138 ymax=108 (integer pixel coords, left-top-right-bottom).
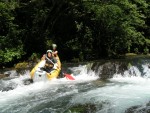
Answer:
xmin=0 ymin=1 xmax=24 ymax=66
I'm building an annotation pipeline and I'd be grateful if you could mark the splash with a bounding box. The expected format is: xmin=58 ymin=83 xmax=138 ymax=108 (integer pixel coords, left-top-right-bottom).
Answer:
xmin=69 ymin=65 xmax=99 ymax=81
xmin=0 ymin=64 xmax=99 ymax=103
xmin=69 ymin=64 xmax=150 ymax=113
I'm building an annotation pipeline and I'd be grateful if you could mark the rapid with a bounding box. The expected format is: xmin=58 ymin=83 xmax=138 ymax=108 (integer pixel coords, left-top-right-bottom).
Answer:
xmin=0 ymin=57 xmax=150 ymax=113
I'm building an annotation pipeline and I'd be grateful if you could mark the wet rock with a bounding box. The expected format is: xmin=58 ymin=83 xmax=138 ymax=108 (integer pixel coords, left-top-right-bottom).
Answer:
xmin=91 ymin=61 xmax=129 ymax=80
xmin=15 ymin=62 xmax=28 ymax=68
xmin=4 ymin=70 xmax=18 ymax=77
xmin=23 ymin=78 xmax=33 ymax=85
xmin=90 ymin=56 xmax=150 ymax=80
xmin=2 ymin=86 xmax=14 ymax=92
xmin=14 ymin=61 xmax=38 ymax=75
xmin=15 ymin=62 xmax=29 ymax=73
xmin=0 ymin=74 xmax=9 ymax=79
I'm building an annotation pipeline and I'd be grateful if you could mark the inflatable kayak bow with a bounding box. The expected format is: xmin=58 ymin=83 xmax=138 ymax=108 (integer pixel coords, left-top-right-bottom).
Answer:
xmin=30 ymin=59 xmax=75 ymax=82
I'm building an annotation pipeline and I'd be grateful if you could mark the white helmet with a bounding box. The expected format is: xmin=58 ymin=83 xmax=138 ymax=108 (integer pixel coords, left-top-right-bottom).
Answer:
xmin=47 ymin=50 xmax=52 ymax=53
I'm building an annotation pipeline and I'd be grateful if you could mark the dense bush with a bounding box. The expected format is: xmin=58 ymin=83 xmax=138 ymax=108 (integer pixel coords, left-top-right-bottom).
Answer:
xmin=0 ymin=0 xmax=150 ymax=67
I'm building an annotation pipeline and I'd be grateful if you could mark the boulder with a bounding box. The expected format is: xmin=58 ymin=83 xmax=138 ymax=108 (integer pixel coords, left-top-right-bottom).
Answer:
xmin=0 ymin=73 xmax=9 ymax=79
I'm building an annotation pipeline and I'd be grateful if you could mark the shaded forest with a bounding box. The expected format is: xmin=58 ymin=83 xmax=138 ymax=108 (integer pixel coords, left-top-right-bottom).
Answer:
xmin=0 ymin=0 xmax=150 ymax=67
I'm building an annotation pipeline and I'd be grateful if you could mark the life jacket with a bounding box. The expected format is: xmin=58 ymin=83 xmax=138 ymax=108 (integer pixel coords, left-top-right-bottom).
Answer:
xmin=45 ymin=57 xmax=56 ymax=68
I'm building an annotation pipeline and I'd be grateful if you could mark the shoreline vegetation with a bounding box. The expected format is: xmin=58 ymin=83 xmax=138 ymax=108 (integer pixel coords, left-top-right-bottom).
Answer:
xmin=0 ymin=53 xmax=150 ymax=79
xmin=1 ymin=0 xmax=150 ymax=68
xmin=1 ymin=53 xmax=150 ymax=69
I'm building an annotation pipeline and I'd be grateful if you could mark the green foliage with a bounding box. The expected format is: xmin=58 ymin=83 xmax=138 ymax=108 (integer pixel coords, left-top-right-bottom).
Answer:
xmin=0 ymin=46 xmax=24 ymax=63
xmin=28 ymin=52 xmax=40 ymax=63
xmin=0 ymin=2 xmax=25 ymax=65
xmin=134 ymin=48 xmax=139 ymax=54
xmin=0 ymin=0 xmax=150 ymax=66
xmin=145 ymin=39 xmax=150 ymax=46
xmin=46 ymin=39 xmax=53 ymax=50
xmin=29 ymin=53 xmax=39 ymax=60
xmin=82 ymin=0 xmax=149 ymax=57
xmin=143 ymin=47 xmax=149 ymax=54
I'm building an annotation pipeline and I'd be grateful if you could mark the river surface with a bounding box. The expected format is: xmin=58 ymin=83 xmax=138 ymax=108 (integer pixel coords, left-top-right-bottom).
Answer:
xmin=0 ymin=58 xmax=150 ymax=113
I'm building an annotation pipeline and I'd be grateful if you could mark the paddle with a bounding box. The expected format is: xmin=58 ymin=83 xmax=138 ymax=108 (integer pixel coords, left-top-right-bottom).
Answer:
xmin=45 ymin=56 xmax=75 ymax=80
xmin=64 ymin=73 xmax=75 ymax=80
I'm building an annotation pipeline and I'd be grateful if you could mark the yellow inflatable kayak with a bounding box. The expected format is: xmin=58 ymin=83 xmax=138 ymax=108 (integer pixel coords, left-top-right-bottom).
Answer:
xmin=30 ymin=59 xmax=61 ymax=82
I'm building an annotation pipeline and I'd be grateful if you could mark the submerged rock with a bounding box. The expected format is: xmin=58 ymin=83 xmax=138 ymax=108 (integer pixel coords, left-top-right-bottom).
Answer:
xmin=125 ymin=101 xmax=150 ymax=113
xmin=66 ymin=103 xmax=97 ymax=113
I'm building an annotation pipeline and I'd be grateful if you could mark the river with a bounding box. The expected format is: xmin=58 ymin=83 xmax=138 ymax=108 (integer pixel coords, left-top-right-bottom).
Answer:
xmin=0 ymin=57 xmax=150 ymax=113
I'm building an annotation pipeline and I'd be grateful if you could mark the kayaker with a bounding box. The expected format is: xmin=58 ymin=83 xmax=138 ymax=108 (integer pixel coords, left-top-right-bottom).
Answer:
xmin=41 ymin=50 xmax=58 ymax=73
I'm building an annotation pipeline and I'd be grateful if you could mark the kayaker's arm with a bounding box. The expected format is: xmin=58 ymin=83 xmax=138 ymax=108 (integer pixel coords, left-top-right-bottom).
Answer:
xmin=41 ymin=54 xmax=46 ymax=60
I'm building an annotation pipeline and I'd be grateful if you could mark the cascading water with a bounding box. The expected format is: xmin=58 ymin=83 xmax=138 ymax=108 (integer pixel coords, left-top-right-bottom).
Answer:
xmin=70 ymin=64 xmax=150 ymax=113
xmin=0 ymin=57 xmax=150 ymax=113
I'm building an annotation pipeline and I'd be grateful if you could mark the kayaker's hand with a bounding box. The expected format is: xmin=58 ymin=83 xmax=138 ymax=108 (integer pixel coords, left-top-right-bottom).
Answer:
xmin=53 ymin=63 xmax=58 ymax=69
xmin=54 ymin=51 xmax=58 ymax=54
xmin=41 ymin=54 xmax=46 ymax=60
xmin=53 ymin=51 xmax=58 ymax=56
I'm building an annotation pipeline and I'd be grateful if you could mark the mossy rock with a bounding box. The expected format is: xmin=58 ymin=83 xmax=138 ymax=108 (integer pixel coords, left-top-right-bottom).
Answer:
xmin=147 ymin=53 xmax=150 ymax=56
xmin=65 ymin=104 xmax=97 ymax=113
xmin=125 ymin=53 xmax=137 ymax=56
xmin=15 ymin=62 xmax=28 ymax=69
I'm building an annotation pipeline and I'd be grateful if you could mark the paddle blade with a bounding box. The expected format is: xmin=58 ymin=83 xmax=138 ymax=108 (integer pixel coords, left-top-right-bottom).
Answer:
xmin=64 ymin=73 xmax=75 ymax=80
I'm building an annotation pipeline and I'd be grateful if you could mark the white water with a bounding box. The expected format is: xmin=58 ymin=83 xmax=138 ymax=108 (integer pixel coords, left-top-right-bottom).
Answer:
xmin=0 ymin=64 xmax=150 ymax=113
xmin=71 ymin=77 xmax=150 ymax=113
xmin=0 ymin=65 xmax=98 ymax=113
xmin=70 ymin=64 xmax=150 ymax=113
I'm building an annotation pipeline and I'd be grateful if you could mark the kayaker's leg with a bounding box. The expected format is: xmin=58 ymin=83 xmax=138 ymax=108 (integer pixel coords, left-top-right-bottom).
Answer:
xmin=44 ymin=67 xmax=52 ymax=73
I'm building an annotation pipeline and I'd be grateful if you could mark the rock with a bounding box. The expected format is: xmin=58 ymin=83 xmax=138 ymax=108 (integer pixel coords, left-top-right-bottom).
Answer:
xmin=1 ymin=86 xmax=14 ymax=92
xmin=66 ymin=103 xmax=97 ymax=113
xmin=15 ymin=62 xmax=28 ymax=69
xmin=23 ymin=78 xmax=33 ymax=85
xmin=125 ymin=53 xmax=137 ymax=56
xmin=0 ymin=74 xmax=9 ymax=79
